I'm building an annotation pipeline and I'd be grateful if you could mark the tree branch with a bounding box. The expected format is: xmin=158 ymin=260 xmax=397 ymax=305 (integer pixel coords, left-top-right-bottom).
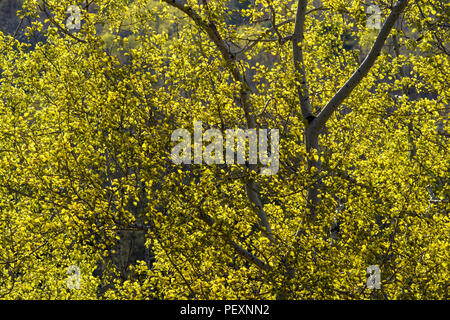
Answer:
xmin=162 ymin=0 xmax=274 ymax=241
xmin=292 ymin=0 xmax=314 ymax=122
xmin=309 ymin=0 xmax=409 ymax=134
xmin=193 ymin=211 xmax=273 ymax=272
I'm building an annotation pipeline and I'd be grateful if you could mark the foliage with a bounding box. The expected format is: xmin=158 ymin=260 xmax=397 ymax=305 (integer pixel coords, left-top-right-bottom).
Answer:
xmin=0 ymin=0 xmax=448 ymax=299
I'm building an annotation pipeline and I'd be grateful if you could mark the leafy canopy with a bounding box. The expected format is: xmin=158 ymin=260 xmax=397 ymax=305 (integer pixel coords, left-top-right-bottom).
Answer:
xmin=0 ymin=0 xmax=448 ymax=299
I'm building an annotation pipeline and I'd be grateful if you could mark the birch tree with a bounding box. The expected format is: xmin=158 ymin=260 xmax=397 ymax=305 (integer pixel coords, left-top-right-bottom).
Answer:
xmin=0 ymin=0 xmax=448 ymax=299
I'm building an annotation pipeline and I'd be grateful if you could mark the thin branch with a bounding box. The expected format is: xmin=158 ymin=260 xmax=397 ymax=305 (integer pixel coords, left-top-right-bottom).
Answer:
xmin=39 ymin=0 xmax=87 ymax=43
xmin=266 ymin=0 xmax=283 ymax=44
xmin=235 ymin=19 xmax=295 ymax=55
xmin=130 ymin=212 xmax=273 ymax=272
xmin=196 ymin=211 xmax=273 ymax=272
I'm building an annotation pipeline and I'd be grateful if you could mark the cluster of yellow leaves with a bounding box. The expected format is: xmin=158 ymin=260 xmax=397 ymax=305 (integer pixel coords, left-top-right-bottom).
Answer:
xmin=0 ymin=0 xmax=447 ymax=299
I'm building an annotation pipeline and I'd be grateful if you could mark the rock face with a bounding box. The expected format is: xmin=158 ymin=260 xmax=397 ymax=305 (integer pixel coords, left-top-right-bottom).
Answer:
xmin=0 ymin=0 xmax=21 ymax=35
xmin=0 ymin=1 xmax=46 ymax=45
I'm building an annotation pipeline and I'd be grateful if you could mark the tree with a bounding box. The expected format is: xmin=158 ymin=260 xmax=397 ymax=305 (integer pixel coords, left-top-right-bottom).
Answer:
xmin=0 ymin=0 xmax=448 ymax=299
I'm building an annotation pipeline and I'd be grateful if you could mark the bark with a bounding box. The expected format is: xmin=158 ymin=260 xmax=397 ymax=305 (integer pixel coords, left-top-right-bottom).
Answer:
xmin=292 ymin=0 xmax=314 ymax=121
